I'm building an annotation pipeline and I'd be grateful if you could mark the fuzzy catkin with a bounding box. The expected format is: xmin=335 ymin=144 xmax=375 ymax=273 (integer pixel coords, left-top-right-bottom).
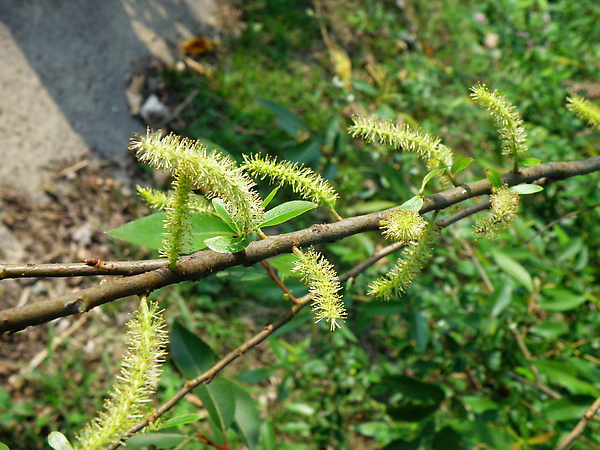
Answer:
xmin=293 ymin=247 xmax=347 ymax=331
xmin=130 ymin=130 xmax=264 ymax=233
xmin=74 ymin=298 xmax=168 ymax=450
xmin=348 ymin=116 xmax=454 ymax=170
xmin=368 ymin=226 xmax=439 ymax=300
xmin=243 ymin=154 xmax=338 ymax=207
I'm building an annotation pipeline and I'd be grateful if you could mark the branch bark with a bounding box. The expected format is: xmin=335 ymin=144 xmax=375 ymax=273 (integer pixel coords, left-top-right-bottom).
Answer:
xmin=1 ymin=156 xmax=600 ymax=333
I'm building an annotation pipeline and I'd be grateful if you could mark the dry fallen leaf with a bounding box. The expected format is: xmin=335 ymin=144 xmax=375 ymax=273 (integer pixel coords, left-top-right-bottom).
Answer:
xmin=181 ymin=36 xmax=220 ymax=55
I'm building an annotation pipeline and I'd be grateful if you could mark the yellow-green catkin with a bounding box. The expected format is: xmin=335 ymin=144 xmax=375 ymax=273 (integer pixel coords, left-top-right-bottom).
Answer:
xmin=292 ymin=247 xmax=347 ymax=331
xmin=242 ymin=155 xmax=339 ymax=207
xmin=567 ymin=95 xmax=600 ymax=131
xmin=130 ymin=129 xmax=264 ymax=233
xmin=348 ymin=116 xmax=454 ymax=170
xmin=74 ymin=297 xmax=168 ymax=450
xmin=368 ymin=225 xmax=439 ymax=301
xmin=162 ymin=170 xmax=194 ymax=268
xmin=137 ymin=186 xmax=213 ymax=215
xmin=470 ymin=84 xmax=528 ymax=161
xmin=380 ymin=209 xmax=428 ymax=243
xmin=474 ymin=185 xmax=520 ymax=238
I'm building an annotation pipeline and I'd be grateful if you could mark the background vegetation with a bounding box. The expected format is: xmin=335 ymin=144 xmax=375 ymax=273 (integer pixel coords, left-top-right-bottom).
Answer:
xmin=2 ymin=0 xmax=600 ymax=448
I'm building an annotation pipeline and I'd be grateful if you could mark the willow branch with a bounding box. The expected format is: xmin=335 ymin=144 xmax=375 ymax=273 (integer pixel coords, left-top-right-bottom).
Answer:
xmin=0 ymin=259 xmax=167 ymax=279
xmin=2 ymin=156 xmax=600 ymax=333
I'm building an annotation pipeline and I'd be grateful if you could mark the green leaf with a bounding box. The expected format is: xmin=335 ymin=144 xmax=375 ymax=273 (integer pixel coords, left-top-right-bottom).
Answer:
xmin=372 ymin=375 xmax=445 ymax=422
xmin=420 ymin=167 xmax=447 ymax=192
xmin=212 ymin=198 xmax=239 ymax=234
xmin=231 ymin=383 xmax=261 ymax=449
xmin=0 ymin=443 xmax=9 ymax=450
xmin=262 ymin=187 xmax=279 ymax=208
xmin=188 ymin=214 xmax=238 ymax=250
xmin=160 ymin=413 xmax=203 ymax=429
xmin=170 ymin=321 xmax=217 ymax=380
xmin=48 ymin=433 xmax=74 ymax=450
xmin=462 ymin=395 xmax=498 ymax=414
xmin=383 ymin=375 xmax=445 ymax=403
xmin=542 ymin=396 xmax=595 ymax=422
xmin=256 ymin=98 xmax=308 ymax=140
xmin=538 ymin=288 xmax=587 ymax=312
xmin=126 ymin=433 xmax=188 ymax=448
xmin=259 ymin=420 xmax=276 ymax=450
xmin=399 ymin=196 xmax=424 ymax=212
xmin=204 ymin=235 xmax=250 ymax=253
xmin=486 ymin=168 xmax=503 ymax=188
xmin=490 ymin=250 xmax=534 ymax=292
xmin=260 ymin=201 xmax=317 ymax=228
xmin=266 ymin=254 xmax=300 ymax=277
xmin=534 ymin=360 xmax=600 ymax=396
xmin=521 ymin=158 xmax=541 ymax=167
xmin=530 ymin=322 xmax=567 ymax=339
xmin=285 ymin=403 xmax=316 ymax=416
xmin=490 ymin=280 xmax=513 ymax=317
xmin=107 ymin=213 xmax=234 ymax=252
xmin=236 ymin=368 xmax=277 ymax=384
xmin=410 ymin=310 xmax=429 ymax=354
xmin=195 ymin=379 xmax=236 ymax=445
xmin=453 ymin=157 xmax=474 ymax=175
xmin=107 ymin=213 xmax=167 ymax=250
xmin=510 ymin=184 xmax=543 ymax=194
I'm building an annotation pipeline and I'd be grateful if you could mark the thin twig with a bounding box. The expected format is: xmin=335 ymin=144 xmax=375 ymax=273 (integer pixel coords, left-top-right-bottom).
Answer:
xmin=510 ymin=327 xmax=542 ymax=386
xmin=523 ymin=202 xmax=600 ymax=245
xmin=556 ymin=395 xmax=600 ymax=450
xmin=260 ymin=260 xmax=297 ymax=302
xmin=507 ymin=371 xmax=561 ymax=400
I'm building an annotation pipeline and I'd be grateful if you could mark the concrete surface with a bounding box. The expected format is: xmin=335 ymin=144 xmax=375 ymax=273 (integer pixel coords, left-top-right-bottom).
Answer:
xmin=0 ymin=0 xmax=217 ymax=199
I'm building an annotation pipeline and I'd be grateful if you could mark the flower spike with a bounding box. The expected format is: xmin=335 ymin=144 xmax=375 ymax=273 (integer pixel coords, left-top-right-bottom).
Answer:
xmin=470 ymin=84 xmax=528 ymax=168
xmin=292 ymin=247 xmax=347 ymax=331
xmin=74 ymin=297 xmax=168 ymax=449
xmin=380 ymin=209 xmax=428 ymax=243
xmin=368 ymin=225 xmax=439 ymax=301
xmin=242 ymin=154 xmax=339 ymax=208
xmin=348 ymin=116 xmax=454 ymax=170
xmin=130 ymin=129 xmax=264 ymax=234
xmin=474 ymin=185 xmax=520 ymax=239
xmin=567 ymin=95 xmax=600 ymax=131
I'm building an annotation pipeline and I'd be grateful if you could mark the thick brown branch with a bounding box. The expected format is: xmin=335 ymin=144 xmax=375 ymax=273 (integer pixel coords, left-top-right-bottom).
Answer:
xmin=2 ymin=156 xmax=600 ymax=333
